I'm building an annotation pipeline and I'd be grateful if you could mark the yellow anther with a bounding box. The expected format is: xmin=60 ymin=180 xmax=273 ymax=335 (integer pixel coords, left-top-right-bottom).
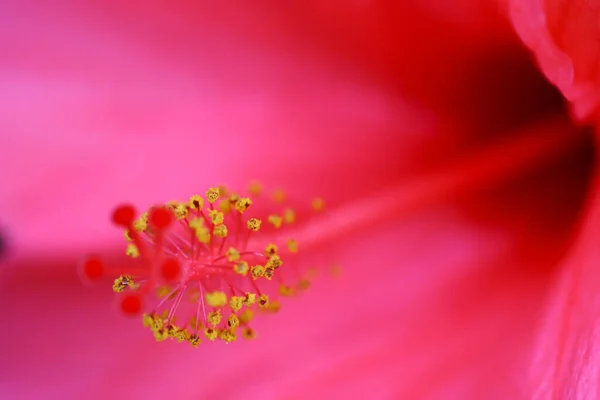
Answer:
xmin=235 ymin=197 xmax=252 ymax=213
xmin=243 ymin=293 xmax=256 ymax=307
xmin=312 ymin=197 xmax=325 ymax=211
xmin=189 ymin=316 xmax=203 ymax=330
xmin=251 ymin=265 xmax=265 ymax=280
xmin=247 ymin=218 xmax=262 ymax=231
xmin=124 ymin=230 xmax=132 ymax=241
xmin=227 ymin=247 xmax=240 ymax=262
xmin=208 ymin=210 xmax=224 ymax=225
xmin=204 ymin=328 xmax=218 ymax=341
xmin=156 ymin=286 xmax=173 ymax=298
xmin=213 ymin=224 xmax=228 ymax=238
xmin=287 ymin=239 xmax=298 ymax=253
xmin=142 ymin=313 xmax=154 ymax=328
xmin=268 ymin=214 xmax=283 ymax=228
xmin=227 ymin=314 xmax=240 ymax=328
xmin=188 ymin=334 xmax=201 ymax=347
xmin=219 ymin=200 xmax=232 ymax=213
xmin=267 ymin=301 xmax=281 ymax=313
xmin=272 ymin=189 xmax=286 ymax=203
xmin=240 ymin=309 xmax=254 ymax=324
xmin=205 ymin=291 xmax=227 ymax=307
xmin=266 ymin=255 xmax=283 ymax=269
xmin=208 ymin=311 xmax=222 ymax=326
xmin=113 ymin=275 xmax=135 ymax=292
xmin=279 ymin=284 xmax=294 ymax=296
xmin=258 ymin=294 xmax=269 ymax=308
xmin=190 ymin=218 xmax=211 ymax=243
xmin=242 ymin=327 xmax=256 ymax=340
xmin=228 ymin=193 xmax=240 ymax=204
xmin=133 ymin=212 xmax=148 ymax=232
xmin=167 ymin=201 xmax=189 ymax=220
xmin=173 ymin=328 xmax=190 ymax=342
xmin=297 ymin=278 xmax=311 ymax=291
xmin=234 ymin=261 xmax=249 ymax=276
xmin=188 ymin=194 xmax=204 ymax=210
xmin=248 ymin=181 xmax=263 ymax=196
xmin=166 ymin=324 xmax=178 ymax=338
xmin=154 ymin=329 xmax=169 ymax=342
xmin=264 ymin=266 xmax=274 ymax=280
xmin=265 ymin=243 xmax=278 ymax=256
xmin=206 ymin=188 xmax=220 ymax=203
xmin=283 ymin=209 xmax=296 ymax=224
xmin=230 ymin=296 xmax=244 ymax=312
xmin=218 ymin=185 xmax=230 ymax=197
xmin=126 ymin=243 xmax=140 ymax=258
xmin=219 ymin=329 xmax=237 ymax=343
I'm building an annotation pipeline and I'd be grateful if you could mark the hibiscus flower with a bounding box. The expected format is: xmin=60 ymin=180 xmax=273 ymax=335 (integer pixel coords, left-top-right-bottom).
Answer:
xmin=0 ymin=1 xmax=593 ymax=399
xmin=511 ymin=1 xmax=600 ymax=398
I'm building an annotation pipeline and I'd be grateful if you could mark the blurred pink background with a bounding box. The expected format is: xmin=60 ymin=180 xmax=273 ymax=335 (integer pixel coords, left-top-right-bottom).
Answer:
xmin=0 ymin=1 xmax=597 ymax=399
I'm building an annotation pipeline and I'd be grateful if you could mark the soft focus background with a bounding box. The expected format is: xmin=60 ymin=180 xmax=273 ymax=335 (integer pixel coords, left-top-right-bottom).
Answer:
xmin=0 ymin=1 xmax=596 ymax=399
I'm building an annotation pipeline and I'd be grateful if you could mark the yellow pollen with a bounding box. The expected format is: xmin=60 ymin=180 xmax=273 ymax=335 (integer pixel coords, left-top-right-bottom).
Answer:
xmin=248 ymin=181 xmax=263 ymax=196
xmin=219 ymin=199 xmax=232 ymax=213
xmin=279 ymin=284 xmax=294 ymax=296
xmin=124 ymin=230 xmax=132 ymax=241
xmin=297 ymin=278 xmax=311 ymax=291
xmin=227 ymin=247 xmax=240 ymax=262
xmin=227 ymin=314 xmax=240 ymax=328
xmin=208 ymin=311 xmax=222 ymax=326
xmin=266 ymin=255 xmax=283 ymax=269
xmin=242 ymin=327 xmax=256 ymax=340
xmin=218 ymin=185 xmax=230 ymax=197
xmin=189 ymin=218 xmax=211 ymax=243
xmin=213 ymin=224 xmax=228 ymax=238
xmin=208 ymin=210 xmax=224 ymax=225
xmin=188 ymin=334 xmax=201 ymax=348
xmin=264 ymin=266 xmax=274 ymax=280
xmin=126 ymin=243 xmax=140 ymax=258
xmin=142 ymin=313 xmax=154 ymax=328
xmin=154 ymin=329 xmax=169 ymax=342
xmin=188 ymin=194 xmax=204 ymax=210
xmin=247 ymin=218 xmax=262 ymax=231
xmin=168 ymin=201 xmax=189 ymax=220
xmin=268 ymin=214 xmax=283 ymax=228
xmin=287 ymin=239 xmax=298 ymax=253
xmin=265 ymin=243 xmax=278 ymax=256
xmin=244 ymin=293 xmax=256 ymax=307
xmin=267 ymin=301 xmax=281 ymax=313
xmin=235 ymin=197 xmax=252 ymax=213
xmin=239 ymin=309 xmax=254 ymax=324
xmin=112 ymin=275 xmax=136 ymax=292
xmin=312 ymin=197 xmax=325 ymax=211
xmin=206 ymin=188 xmax=220 ymax=203
xmin=283 ymin=209 xmax=296 ymax=224
xmin=156 ymin=286 xmax=173 ymax=298
xmin=251 ymin=265 xmax=265 ymax=280
xmin=272 ymin=189 xmax=286 ymax=203
xmin=205 ymin=291 xmax=228 ymax=307
xmin=228 ymin=193 xmax=240 ymax=204
xmin=258 ymin=294 xmax=269 ymax=308
xmin=220 ymin=329 xmax=237 ymax=343
xmin=133 ymin=212 xmax=148 ymax=232
xmin=230 ymin=296 xmax=244 ymax=312
xmin=204 ymin=328 xmax=218 ymax=341
xmin=234 ymin=261 xmax=249 ymax=276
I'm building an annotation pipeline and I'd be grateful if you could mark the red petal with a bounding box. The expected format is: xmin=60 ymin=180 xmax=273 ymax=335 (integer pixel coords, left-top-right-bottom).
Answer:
xmin=510 ymin=0 xmax=600 ymax=120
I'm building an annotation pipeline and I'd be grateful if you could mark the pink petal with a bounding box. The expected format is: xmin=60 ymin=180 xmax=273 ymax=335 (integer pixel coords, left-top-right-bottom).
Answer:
xmin=509 ymin=0 xmax=600 ymax=120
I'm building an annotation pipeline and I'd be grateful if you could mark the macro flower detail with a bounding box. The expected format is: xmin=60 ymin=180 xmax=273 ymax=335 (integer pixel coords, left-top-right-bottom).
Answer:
xmin=79 ymin=184 xmax=327 ymax=347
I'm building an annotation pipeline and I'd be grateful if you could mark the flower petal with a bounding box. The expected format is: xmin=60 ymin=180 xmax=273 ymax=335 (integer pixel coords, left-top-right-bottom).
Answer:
xmin=509 ymin=0 xmax=600 ymax=120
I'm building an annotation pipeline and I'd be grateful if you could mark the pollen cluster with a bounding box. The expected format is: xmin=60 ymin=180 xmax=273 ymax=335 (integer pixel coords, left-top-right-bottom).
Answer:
xmin=80 ymin=184 xmax=328 ymax=347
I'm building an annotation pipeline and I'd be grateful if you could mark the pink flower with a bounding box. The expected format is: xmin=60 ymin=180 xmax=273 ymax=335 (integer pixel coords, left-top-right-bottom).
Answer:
xmin=510 ymin=1 xmax=600 ymax=398
xmin=0 ymin=1 xmax=592 ymax=399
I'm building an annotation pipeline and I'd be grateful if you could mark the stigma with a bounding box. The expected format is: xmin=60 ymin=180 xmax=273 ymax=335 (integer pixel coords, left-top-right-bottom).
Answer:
xmin=79 ymin=183 xmax=328 ymax=347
